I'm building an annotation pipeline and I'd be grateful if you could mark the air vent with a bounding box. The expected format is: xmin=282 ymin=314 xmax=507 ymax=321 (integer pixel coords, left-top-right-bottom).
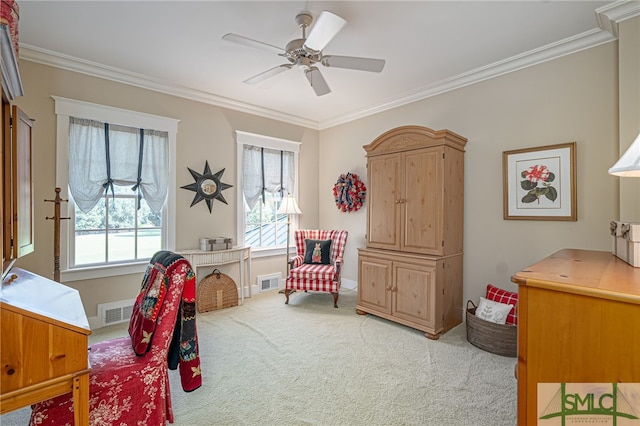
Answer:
xmin=98 ymin=299 xmax=135 ymax=327
xmin=258 ymin=273 xmax=281 ymax=292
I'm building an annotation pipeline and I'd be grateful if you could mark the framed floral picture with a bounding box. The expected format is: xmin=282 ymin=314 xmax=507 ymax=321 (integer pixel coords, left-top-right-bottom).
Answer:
xmin=502 ymin=142 xmax=576 ymax=221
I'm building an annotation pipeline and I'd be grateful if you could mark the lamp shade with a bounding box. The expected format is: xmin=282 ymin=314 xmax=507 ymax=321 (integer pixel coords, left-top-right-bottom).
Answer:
xmin=277 ymin=194 xmax=302 ymax=215
xmin=609 ymin=133 xmax=640 ymax=177
xmin=303 ymin=11 xmax=347 ymax=52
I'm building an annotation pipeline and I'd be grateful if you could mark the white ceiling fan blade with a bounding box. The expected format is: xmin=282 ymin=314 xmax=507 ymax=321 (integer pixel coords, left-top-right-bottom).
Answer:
xmin=321 ymin=55 xmax=386 ymax=73
xmin=222 ymin=33 xmax=284 ymax=55
xmin=304 ymin=67 xmax=331 ymax=96
xmin=304 ymin=11 xmax=347 ymax=53
xmin=243 ymin=64 xmax=292 ymax=85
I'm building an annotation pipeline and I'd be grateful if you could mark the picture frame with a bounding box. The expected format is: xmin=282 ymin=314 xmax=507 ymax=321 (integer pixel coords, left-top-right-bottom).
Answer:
xmin=502 ymin=142 xmax=576 ymax=221
xmin=181 ymin=161 xmax=233 ymax=213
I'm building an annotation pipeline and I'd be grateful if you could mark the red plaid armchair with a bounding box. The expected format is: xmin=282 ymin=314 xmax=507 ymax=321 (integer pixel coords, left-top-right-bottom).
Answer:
xmin=284 ymin=229 xmax=348 ymax=308
xmin=30 ymin=251 xmax=201 ymax=426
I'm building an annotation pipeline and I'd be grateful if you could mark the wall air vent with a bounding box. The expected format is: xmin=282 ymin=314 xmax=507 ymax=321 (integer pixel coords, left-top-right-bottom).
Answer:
xmin=258 ymin=273 xmax=281 ymax=292
xmin=97 ymin=299 xmax=135 ymax=327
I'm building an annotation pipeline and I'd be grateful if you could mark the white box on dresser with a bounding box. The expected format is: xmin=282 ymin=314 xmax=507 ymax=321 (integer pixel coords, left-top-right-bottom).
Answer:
xmin=611 ymin=221 xmax=627 ymax=260
xmin=611 ymin=221 xmax=640 ymax=267
xmin=625 ymin=223 xmax=640 ymax=267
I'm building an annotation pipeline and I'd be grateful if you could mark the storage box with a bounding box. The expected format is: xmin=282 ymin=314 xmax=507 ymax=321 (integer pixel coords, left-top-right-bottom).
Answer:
xmin=625 ymin=223 xmax=640 ymax=267
xmin=610 ymin=221 xmax=640 ymax=267
xmin=199 ymin=237 xmax=233 ymax=251
xmin=611 ymin=221 xmax=627 ymax=259
xmin=210 ymin=237 xmax=232 ymax=251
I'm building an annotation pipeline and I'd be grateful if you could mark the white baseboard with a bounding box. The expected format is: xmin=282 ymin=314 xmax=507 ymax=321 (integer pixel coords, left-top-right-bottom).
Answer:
xmin=341 ymin=278 xmax=357 ymax=290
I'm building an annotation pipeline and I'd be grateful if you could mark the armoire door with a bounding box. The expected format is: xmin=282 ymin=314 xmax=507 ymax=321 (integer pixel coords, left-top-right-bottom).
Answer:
xmin=401 ymin=148 xmax=442 ymax=255
xmin=366 ymin=153 xmax=401 ymax=250
xmin=357 ymin=255 xmax=392 ymax=315
xmin=392 ymin=261 xmax=436 ymax=329
xmin=11 ymin=106 xmax=34 ymax=258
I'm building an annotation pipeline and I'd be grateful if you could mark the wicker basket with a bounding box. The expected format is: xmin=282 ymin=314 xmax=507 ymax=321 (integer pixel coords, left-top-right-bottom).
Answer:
xmin=197 ymin=269 xmax=238 ymax=313
xmin=466 ymin=300 xmax=517 ymax=357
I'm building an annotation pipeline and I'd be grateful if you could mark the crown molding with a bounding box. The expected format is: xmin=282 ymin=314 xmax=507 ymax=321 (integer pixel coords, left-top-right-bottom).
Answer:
xmin=318 ymin=27 xmax=616 ymax=129
xmin=320 ymin=1 xmax=640 ymax=130
xmin=19 ymin=1 xmax=639 ymax=131
xmin=19 ymin=44 xmax=320 ymax=130
xmin=596 ymin=1 xmax=640 ymax=37
xmin=1 ymin=24 xmax=24 ymax=100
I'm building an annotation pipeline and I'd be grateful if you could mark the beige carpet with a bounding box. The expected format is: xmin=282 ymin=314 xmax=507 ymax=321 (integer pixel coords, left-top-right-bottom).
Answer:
xmin=1 ymin=289 xmax=517 ymax=425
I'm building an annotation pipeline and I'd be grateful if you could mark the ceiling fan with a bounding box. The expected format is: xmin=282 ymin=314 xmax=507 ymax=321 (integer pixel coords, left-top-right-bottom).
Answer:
xmin=222 ymin=11 xmax=385 ymax=96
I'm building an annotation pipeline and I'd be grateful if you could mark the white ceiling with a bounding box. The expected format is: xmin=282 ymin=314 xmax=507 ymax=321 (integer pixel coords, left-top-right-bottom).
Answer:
xmin=16 ymin=1 xmax=638 ymax=129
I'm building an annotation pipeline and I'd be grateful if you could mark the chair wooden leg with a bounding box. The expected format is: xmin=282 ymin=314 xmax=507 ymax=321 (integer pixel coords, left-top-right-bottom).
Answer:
xmin=284 ymin=289 xmax=291 ymax=305
xmin=331 ymin=292 xmax=338 ymax=308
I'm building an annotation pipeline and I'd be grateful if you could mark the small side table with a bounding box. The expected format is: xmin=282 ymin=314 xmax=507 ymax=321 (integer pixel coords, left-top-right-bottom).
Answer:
xmin=179 ymin=246 xmax=251 ymax=304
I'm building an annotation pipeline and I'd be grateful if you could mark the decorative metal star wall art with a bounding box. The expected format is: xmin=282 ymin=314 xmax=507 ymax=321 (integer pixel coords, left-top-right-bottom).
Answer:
xmin=181 ymin=161 xmax=233 ymax=213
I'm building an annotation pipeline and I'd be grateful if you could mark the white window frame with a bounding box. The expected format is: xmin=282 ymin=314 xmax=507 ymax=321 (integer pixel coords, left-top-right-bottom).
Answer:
xmin=235 ymin=131 xmax=300 ymax=258
xmin=53 ymin=96 xmax=179 ymax=281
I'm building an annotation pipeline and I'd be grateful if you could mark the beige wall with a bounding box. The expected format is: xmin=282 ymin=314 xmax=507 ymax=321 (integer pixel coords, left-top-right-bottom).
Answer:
xmin=10 ymin=25 xmax=638 ymax=319
xmin=11 ymin=61 xmax=320 ymax=317
xmin=618 ymin=16 xmax=640 ymax=222
xmin=320 ymin=41 xmax=623 ymax=304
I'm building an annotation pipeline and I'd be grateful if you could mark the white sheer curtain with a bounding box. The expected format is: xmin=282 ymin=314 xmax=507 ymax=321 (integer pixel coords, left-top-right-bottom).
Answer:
xmin=242 ymin=145 xmax=294 ymax=210
xmin=68 ymin=117 xmax=169 ymax=213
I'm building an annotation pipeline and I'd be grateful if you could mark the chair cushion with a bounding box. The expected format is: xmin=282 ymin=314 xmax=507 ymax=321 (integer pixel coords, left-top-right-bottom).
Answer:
xmin=303 ymin=239 xmax=332 ymax=264
xmin=289 ymin=263 xmax=335 ymax=282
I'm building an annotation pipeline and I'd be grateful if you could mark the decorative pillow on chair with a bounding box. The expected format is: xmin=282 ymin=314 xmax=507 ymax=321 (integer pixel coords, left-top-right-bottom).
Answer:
xmin=486 ymin=284 xmax=518 ymax=325
xmin=475 ymin=296 xmax=513 ymax=325
xmin=303 ymin=239 xmax=332 ymax=264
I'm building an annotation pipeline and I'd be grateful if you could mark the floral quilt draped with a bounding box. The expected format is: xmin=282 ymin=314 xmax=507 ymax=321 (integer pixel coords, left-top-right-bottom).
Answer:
xmin=30 ymin=251 xmax=201 ymax=425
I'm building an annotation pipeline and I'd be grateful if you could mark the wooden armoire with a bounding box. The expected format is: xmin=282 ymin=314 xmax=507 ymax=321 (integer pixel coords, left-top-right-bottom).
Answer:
xmin=2 ymin=6 xmax=34 ymax=276
xmin=356 ymin=126 xmax=467 ymax=339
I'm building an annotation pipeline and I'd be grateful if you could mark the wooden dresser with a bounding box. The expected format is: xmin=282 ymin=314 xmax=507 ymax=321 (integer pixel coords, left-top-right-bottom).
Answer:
xmin=511 ymin=249 xmax=640 ymax=425
xmin=1 ymin=267 xmax=91 ymax=424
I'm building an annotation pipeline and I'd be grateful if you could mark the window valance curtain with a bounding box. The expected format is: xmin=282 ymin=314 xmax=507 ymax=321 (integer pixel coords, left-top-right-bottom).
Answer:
xmin=68 ymin=117 xmax=169 ymax=213
xmin=242 ymin=145 xmax=294 ymax=210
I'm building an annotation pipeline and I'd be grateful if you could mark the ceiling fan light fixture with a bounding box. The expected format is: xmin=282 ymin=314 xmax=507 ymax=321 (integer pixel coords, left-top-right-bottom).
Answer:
xmin=297 ymin=57 xmax=313 ymax=70
xmin=303 ymin=11 xmax=347 ymax=52
xmin=222 ymin=10 xmax=385 ymax=97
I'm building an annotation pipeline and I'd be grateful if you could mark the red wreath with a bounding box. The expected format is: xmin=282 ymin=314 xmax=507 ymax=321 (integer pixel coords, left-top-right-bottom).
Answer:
xmin=333 ymin=172 xmax=366 ymax=213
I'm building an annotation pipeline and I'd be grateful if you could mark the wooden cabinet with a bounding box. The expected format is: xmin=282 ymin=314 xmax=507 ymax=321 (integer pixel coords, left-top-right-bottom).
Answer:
xmin=365 ymin=126 xmax=466 ymax=256
xmin=357 ymin=126 xmax=466 ymax=339
xmin=358 ymin=248 xmax=463 ymax=337
xmin=511 ymin=249 xmax=640 ymax=426
xmin=4 ymin=105 xmax=34 ymax=259
xmin=1 ymin=20 xmax=32 ymax=276
xmin=1 ymin=267 xmax=91 ymax=423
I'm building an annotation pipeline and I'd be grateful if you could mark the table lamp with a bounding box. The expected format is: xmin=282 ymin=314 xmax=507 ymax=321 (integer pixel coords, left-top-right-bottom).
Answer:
xmin=609 ymin=132 xmax=640 ymax=177
xmin=277 ymin=194 xmax=302 ymax=277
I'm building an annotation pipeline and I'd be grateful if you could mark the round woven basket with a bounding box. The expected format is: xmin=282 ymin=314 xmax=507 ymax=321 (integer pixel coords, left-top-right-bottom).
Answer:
xmin=466 ymin=300 xmax=517 ymax=357
xmin=197 ymin=269 xmax=238 ymax=313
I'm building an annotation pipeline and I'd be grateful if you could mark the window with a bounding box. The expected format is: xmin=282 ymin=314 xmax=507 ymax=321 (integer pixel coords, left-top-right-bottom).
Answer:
xmin=236 ymin=131 xmax=300 ymax=254
xmin=53 ymin=96 xmax=179 ymax=281
xmin=73 ymin=177 xmax=162 ymax=266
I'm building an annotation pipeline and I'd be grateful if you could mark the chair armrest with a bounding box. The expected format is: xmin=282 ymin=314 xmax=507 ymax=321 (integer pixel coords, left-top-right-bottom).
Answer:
xmin=290 ymin=255 xmax=304 ymax=269
xmin=333 ymin=257 xmax=344 ymax=277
